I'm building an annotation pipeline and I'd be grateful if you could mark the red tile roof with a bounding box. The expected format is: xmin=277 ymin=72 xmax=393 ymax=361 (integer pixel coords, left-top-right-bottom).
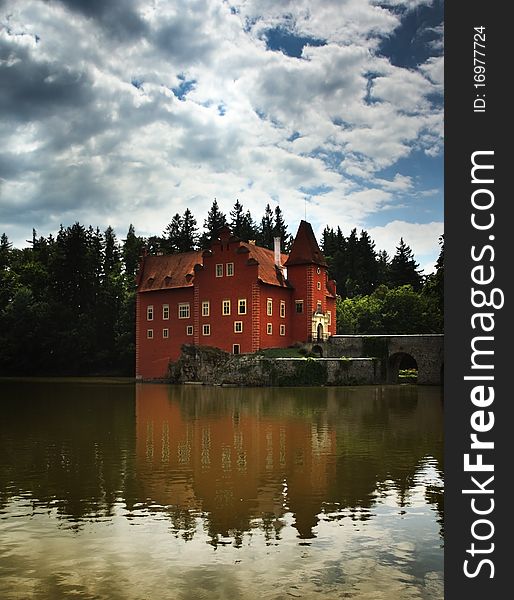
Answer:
xmin=284 ymin=220 xmax=327 ymax=267
xmin=137 ymin=243 xmax=290 ymax=291
xmin=240 ymin=243 xmax=290 ymax=288
xmin=137 ymin=251 xmax=203 ymax=292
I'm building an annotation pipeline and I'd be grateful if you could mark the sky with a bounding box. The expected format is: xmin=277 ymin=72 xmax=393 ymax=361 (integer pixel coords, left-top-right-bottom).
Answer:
xmin=0 ymin=0 xmax=444 ymax=273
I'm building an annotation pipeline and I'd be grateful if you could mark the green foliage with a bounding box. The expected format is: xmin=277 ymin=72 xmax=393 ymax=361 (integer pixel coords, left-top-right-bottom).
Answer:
xmin=336 ymin=284 xmax=443 ymax=335
xmin=389 ymin=238 xmax=423 ymax=291
xmin=200 ymin=199 xmax=227 ymax=247
xmin=230 ymin=200 xmax=258 ymax=242
xmin=257 ymin=203 xmax=275 ymax=249
xmin=0 ymin=224 xmax=135 ymax=376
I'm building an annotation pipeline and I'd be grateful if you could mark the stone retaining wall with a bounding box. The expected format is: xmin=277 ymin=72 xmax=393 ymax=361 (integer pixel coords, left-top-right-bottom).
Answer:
xmin=167 ymin=345 xmax=382 ymax=386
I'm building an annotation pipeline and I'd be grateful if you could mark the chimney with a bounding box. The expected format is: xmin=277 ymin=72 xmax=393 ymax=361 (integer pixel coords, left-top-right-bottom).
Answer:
xmin=274 ymin=236 xmax=281 ymax=267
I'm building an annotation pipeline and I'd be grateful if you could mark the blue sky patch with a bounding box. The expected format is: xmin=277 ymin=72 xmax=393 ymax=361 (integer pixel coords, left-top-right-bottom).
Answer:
xmin=172 ymin=74 xmax=196 ymax=101
xmin=263 ymin=27 xmax=326 ymax=58
xmin=378 ymin=0 xmax=443 ymax=69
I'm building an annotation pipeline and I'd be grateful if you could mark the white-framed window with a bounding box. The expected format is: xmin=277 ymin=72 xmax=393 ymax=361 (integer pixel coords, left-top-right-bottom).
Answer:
xmin=147 ymin=305 xmax=154 ymax=321
xmin=234 ymin=321 xmax=243 ymax=333
xmin=147 ymin=328 xmax=153 ymax=339
xmin=202 ymin=301 xmax=210 ymax=317
xmin=222 ymin=299 xmax=231 ymax=315
xmin=163 ymin=328 xmax=169 ymax=339
xmin=280 ymin=300 xmax=286 ymax=318
xmin=327 ymin=311 xmax=332 ymax=325
xmin=317 ymin=281 xmax=321 ymax=290
xmin=267 ymin=298 xmax=272 ymax=316
xmin=186 ymin=325 xmax=193 ymax=336
xmin=317 ymin=267 xmax=321 ymax=274
xmin=317 ymin=301 xmax=322 ymax=313
xmin=162 ymin=304 xmax=169 ymax=320
xmin=295 ymin=300 xmax=304 ymax=313
xmin=280 ymin=324 xmax=286 ymax=336
xmin=233 ymin=344 xmax=240 ymax=355
xmin=202 ymin=324 xmax=211 ymax=336
xmin=216 ymin=264 xmax=223 ymax=277
xmin=266 ymin=323 xmax=272 ymax=335
xmin=238 ymin=298 xmax=247 ymax=315
xmin=226 ymin=262 xmax=234 ymax=276
xmin=178 ymin=303 xmax=190 ymax=319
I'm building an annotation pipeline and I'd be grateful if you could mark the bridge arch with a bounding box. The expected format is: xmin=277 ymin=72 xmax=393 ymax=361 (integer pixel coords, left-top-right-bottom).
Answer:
xmin=326 ymin=334 xmax=444 ymax=385
xmin=388 ymin=352 xmax=418 ymax=384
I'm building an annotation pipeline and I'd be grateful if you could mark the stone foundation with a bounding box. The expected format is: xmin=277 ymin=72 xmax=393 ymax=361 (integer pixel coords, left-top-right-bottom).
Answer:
xmin=166 ymin=345 xmax=382 ymax=386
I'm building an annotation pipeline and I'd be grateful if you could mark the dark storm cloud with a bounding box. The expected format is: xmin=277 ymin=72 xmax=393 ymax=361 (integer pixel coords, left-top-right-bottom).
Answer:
xmin=154 ymin=14 xmax=218 ymax=66
xmin=0 ymin=37 xmax=93 ymax=122
xmin=50 ymin=0 xmax=147 ymax=39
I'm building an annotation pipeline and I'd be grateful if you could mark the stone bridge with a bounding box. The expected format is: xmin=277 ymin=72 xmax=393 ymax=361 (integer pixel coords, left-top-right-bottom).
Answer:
xmin=308 ymin=334 xmax=444 ymax=385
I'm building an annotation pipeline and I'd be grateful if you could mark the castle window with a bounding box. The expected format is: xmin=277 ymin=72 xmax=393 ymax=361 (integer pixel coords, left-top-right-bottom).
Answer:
xmin=178 ymin=303 xmax=190 ymax=319
xmin=267 ymin=298 xmax=272 ymax=316
xmin=327 ymin=311 xmax=332 ymax=325
xmin=316 ymin=301 xmax=322 ymax=313
xmin=202 ymin=324 xmax=211 ymax=336
xmin=234 ymin=321 xmax=243 ymax=333
xmin=317 ymin=281 xmax=321 ymax=290
xmin=295 ymin=300 xmax=304 ymax=313
xmin=226 ymin=262 xmax=234 ymax=276
xmin=186 ymin=325 xmax=193 ymax=336
xmin=147 ymin=329 xmax=153 ymax=339
xmin=162 ymin=304 xmax=169 ymax=320
xmin=216 ymin=264 xmax=223 ymax=277
xmin=238 ymin=299 xmax=247 ymax=315
xmin=222 ymin=299 xmax=231 ymax=315
xmin=162 ymin=328 xmax=169 ymax=339
xmin=266 ymin=323 xmax=272 ymax=335
xmin=233 ymin=344 xmax=240 ymax=355
xmin=317 ymin=267 xmax=321 ymax=274
xmin=280 ymin=300 xmax=286 ymax=318
xmin=280 ymin=324 xmax=286 ymax=336
xmin=147 ymin=305 xmax=154 ymax=321
xmin=202 ymin=301 xmax=210 ymax=317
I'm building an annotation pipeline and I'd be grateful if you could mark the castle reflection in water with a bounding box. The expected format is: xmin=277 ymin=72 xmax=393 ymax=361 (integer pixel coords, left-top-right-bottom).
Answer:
xmin=133 ymin=384 xmax=443 ymax=543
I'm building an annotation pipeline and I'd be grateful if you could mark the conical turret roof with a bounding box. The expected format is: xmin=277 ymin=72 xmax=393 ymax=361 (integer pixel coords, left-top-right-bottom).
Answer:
xmin=284 ymin=220 xmax=327 ymax=267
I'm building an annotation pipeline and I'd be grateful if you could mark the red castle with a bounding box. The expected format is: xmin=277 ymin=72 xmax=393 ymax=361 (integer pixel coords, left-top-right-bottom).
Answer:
xmin=136 ymin=220 xmax=337 ymax=379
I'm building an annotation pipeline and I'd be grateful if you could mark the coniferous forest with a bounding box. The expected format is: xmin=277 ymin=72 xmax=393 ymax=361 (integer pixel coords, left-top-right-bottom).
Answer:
xmin=0 ymin=200 xmax=443 ymax=376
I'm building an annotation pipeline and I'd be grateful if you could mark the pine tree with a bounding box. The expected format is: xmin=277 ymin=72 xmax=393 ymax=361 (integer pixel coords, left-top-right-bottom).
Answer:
xmin=376 ymin=249 xmax=390 ymax=286
xmin=423 ymin=234 xmax=444 ymax=313
xmin=240 ymin=210 xmax=258 ymax=242
xmin=200 ymin=199 xmax=227 ymax=247
xmin=273 ymin=205 xmax=291 ymax=252
xmin=104 ymin=226 xmax=121 ymax=276
xmin=343 ymin=228 xmax=360 ymax=297
xmin=122 ymin=224 xmax=145 ymax=280
xmin=0 ymin=233 xmax=12 ymax=271
xmin=162 ymin=213 xmax=183 ymax=254
xmin=230 ymin=200 xmax=245 ymax=238
xmin=258 ymin=204 xmax=275 ymax=249
xmin=178 ymin=208 xmax=198 ymax=252
xmin=356 ymin=230 xmax=378 ymax=295
xmin=321 ymin=226 xmax=337 ymax=257
xmin=389 ymin=238 xmax=423 ymax=290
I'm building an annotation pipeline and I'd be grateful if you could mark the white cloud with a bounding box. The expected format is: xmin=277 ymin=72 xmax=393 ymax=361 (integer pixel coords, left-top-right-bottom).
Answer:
xmin=367 ymin=220 xmax=443 ymax=272
xmin=0 ymin=0 xmax=443 ymax=270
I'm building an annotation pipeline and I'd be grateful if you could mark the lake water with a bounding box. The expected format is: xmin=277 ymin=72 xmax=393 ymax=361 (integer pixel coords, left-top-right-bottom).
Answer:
xmin=0 ymin=380 xmax=443 ymax=600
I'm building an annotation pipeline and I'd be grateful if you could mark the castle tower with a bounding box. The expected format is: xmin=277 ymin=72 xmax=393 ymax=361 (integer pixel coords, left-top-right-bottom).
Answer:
xmin=284 ymin=221 xmax=336 ymax=343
